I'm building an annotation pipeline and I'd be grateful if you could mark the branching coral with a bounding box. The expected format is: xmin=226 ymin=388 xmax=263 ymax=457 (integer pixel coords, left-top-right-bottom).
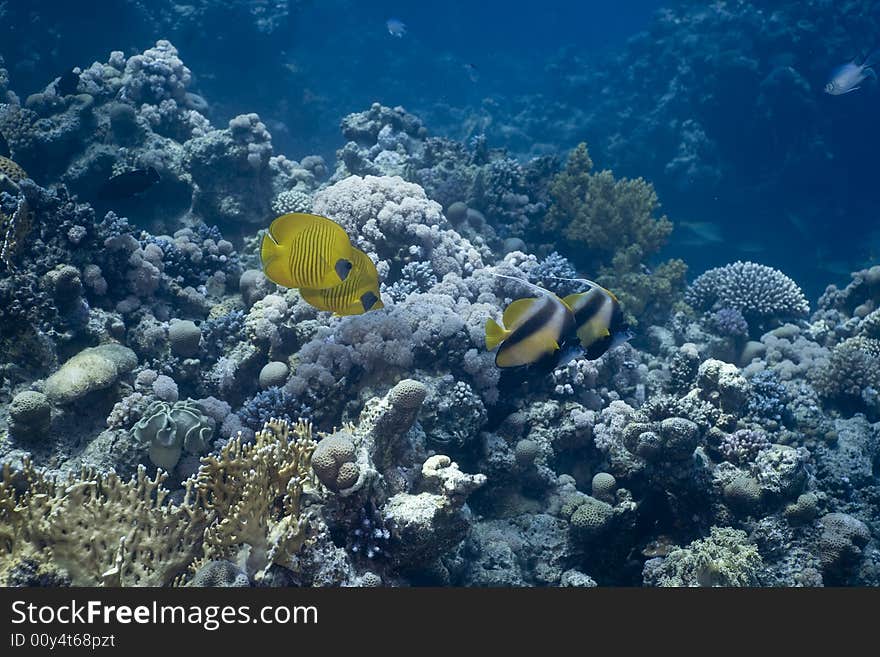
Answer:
xmin=544 ymin=143 xmax=672 ymax=261
xmin=811 ymin=336 xmax=880 ymax=419
xmin=0 ymin=458 xmax=207 ymax=586
xmin=195 ymin=419 xmax=317 ymax=582
xmin=686 ymin=261 xmax=809 ymax=328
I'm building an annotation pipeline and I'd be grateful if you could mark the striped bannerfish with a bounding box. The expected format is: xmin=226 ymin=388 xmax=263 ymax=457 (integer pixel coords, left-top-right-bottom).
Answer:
xmin=486 ymin=293 xmax=575 ymax=368
xmin=260 ymin=212 xmax=354 ymax=289
xmin=300 ymin=246 xmax=384 ymax=316
xmin=563 ymin=283 xmax=632 ymax=360
xmin=485 ymin=273 xmax=632 ymax=370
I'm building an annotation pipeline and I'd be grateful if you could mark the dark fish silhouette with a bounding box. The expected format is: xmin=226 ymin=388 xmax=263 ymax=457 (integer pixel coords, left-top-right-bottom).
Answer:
xmin=0 ymin=131 xmax=9 ymax=159
xmin=55 ymin=68 xmax=81 ymax=97
xmin=97 ymin=167 xmax=160 ymax=200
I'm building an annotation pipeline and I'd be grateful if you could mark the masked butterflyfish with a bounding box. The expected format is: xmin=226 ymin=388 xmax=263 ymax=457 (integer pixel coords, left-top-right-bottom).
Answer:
xmin=299 ymin=246 xmax=384 ymax=316
xmin=260 ymin=212 xmax=354 ymax=289
xmin=485 ymin=293 xmax=575 ymax=368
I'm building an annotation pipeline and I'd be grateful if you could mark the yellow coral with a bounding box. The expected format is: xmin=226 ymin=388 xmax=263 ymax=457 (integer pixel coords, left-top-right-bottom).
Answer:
xmin=0 ymin=458 xmax=208 ymax=586
xmin=1 ymin=419 xmax=318 ymax=586
xmin=196 ymin=418 xmax=317 ymax=582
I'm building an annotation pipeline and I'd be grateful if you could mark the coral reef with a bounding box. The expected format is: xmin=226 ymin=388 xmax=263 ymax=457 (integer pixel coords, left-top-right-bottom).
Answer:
xmin=1 ymin=35 xmax=879 ymax=590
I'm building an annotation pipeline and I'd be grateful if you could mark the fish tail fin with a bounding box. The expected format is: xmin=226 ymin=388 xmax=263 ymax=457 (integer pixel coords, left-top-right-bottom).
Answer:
xmin=485 ymin=318 xmax=508 ymax=350
xmin=865 ymin=49 xmax=880 ymax=67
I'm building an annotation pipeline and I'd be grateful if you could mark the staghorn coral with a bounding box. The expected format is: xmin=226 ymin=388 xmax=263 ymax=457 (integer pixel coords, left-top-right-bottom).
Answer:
xmin=195 ymin=418 xmax=317 ymax=582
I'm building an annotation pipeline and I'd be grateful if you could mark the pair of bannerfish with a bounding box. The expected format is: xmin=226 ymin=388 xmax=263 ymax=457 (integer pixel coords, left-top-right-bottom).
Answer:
xmin=260 ymin=212 xmax=384 ymax=316
xmin=259 ymin=212 xmax=631 ymax=368
xmin=486 ymin=274 xmax=633 ymax=370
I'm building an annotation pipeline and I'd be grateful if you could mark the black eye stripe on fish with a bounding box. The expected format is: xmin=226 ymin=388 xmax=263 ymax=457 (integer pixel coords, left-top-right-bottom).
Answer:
xmin=298 ymin=244 xmax=383 ymax=316
xmin=335 ymin=259 xmax=352 ymax=281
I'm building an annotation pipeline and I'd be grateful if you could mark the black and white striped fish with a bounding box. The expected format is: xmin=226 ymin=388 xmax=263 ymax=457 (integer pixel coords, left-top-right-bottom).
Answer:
xmin=486 ymin=293 xmax=575 ymax=368
xmin=564 ymin=284 xmax=632 ymax=360
xmin=485 ymin=274 xmax=632 ymax=370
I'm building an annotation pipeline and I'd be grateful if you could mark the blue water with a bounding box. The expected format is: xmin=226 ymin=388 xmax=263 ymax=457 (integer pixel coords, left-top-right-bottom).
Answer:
xmin=8 ymin=0 xmax=874 ymax=296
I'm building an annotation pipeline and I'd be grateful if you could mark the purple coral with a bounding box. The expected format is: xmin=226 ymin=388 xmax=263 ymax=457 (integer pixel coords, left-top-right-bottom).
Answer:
xmin=719 ymin=429 xmax=772 ymax=465
xmin=709 ymin=307 xmax=748 ymax=338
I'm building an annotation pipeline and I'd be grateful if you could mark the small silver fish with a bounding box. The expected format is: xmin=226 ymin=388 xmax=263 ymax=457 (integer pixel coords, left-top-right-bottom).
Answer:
xmin=825 ymin=53 xmax=878 ymax=95
xmin=386 ymin=18 xmax=407 ymax=38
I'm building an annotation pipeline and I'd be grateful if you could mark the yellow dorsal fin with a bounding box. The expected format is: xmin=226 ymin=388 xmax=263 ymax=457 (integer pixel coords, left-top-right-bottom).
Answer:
xmin=485 ymin=318 xmax=509 ymax=350
xmin=562 ymin=291 xmax=590 ymax=312
xmin=502 ymin=298 xmax=537 ymax=330
xmin=267 ymin=213 xmax=325 ymax=243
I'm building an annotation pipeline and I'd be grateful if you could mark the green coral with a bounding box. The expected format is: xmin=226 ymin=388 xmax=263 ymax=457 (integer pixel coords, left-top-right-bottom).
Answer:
xmin=545 ymin=143 xmax=672 ymax=260
xmin=598 ymin=247 xmax=688 ymax=326
xmin=647 ymin=527 xmax=763 ymax=587
xmin=545 ymin=144 xmax=684 ymax=326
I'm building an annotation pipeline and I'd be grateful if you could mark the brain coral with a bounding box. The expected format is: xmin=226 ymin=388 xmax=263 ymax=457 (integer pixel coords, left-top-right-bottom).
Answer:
xmin=311 ymin=430 xmax=359 ymax=492
xmin=686 ymin=261 xmax=809 ymax=324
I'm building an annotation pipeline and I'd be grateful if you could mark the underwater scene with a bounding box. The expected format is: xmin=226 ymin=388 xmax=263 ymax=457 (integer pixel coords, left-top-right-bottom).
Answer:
xmin=1 ymin=0 xmax=880 ymax=588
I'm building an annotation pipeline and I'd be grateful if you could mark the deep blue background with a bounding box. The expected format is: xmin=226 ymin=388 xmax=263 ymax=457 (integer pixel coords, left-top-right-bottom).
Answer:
xmin=4 ymin=0 xmax=878 ymax=298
